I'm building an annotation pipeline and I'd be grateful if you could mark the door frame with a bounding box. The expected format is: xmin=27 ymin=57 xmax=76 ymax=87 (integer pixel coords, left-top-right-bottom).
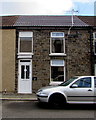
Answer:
xmin=18 ymin=59 xmax=32 ymax=94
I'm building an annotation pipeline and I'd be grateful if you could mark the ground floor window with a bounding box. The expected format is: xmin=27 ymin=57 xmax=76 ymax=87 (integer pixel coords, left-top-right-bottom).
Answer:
xmin=50 ymin=60 xmax=65 ymax=82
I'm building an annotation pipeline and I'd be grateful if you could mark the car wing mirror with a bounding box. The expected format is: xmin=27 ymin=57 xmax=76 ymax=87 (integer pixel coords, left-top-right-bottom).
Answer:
xmin=70 ymin=84 xmax=78 ymax=88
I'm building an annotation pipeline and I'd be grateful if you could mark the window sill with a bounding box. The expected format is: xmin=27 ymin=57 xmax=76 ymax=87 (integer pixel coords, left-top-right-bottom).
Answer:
xmin=17 ymin=53 xmax=34 ymax=58
xmin=49 ymin=53 xmax=67 ymax=57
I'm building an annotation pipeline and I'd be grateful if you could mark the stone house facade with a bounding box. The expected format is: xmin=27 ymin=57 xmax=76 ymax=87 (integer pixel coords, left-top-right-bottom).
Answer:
xmin=0 ymin=15 xmax=96 ymax=94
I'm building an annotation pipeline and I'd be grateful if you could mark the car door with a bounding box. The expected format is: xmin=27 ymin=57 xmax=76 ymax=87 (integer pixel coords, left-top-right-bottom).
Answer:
xmin=66 ymin=77 xmax=94 ymax=103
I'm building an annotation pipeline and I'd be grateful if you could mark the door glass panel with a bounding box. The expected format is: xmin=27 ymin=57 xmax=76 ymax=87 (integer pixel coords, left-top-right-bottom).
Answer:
xmin=21 ymin=65 xmax=25 ymax=79
xmin=94 ymin=77 xmax=96 ymax=102
xmin=26 ymin=65 xmax=30 ymax=79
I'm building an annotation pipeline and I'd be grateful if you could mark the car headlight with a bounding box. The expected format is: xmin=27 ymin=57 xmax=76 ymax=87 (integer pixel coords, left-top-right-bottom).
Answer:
xmin=39 ymin=90 xmax=46 ymax=94
xmin=37 ymin=89 xmax=48 ymax=96
xmin=38 ymin=89 xmax=43 ymax=93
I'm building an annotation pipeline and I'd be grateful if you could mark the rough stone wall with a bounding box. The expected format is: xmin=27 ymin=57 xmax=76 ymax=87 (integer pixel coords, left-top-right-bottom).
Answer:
xmin=32 ymin=29 xmax=91 ymax=91
xmin=66 ymin=30 xmax=91 ymax=79
xmin=16 ymin=28 xmax=92 ymax=92
xmin=32 ymin=30 xmax=50 ymax=91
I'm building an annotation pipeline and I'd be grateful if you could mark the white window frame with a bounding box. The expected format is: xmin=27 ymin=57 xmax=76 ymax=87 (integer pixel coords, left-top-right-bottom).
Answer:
xmin=93 ymin=32 xmax=96 ymax=55
xmin=50 ymin=60 xmax=65 ymax=86
xmin=18 ymin=31 xmax=33 ymax=57
xmin=50 ymin=32 xmax=66 ymax=56
xmin=93 ymin=32 xmax=96 ymax=39
xmin=51 ymin=32 xmax=64 ymax=38
xmin=94 ymin=64 xmax=96 ymax=76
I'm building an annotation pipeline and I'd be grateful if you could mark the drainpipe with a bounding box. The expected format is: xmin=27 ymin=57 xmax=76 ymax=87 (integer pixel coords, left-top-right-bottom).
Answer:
xmin=68 ymin=13 xmax=74 ymax=35
xmin=68 ymin=9 xmax=78 ymax=35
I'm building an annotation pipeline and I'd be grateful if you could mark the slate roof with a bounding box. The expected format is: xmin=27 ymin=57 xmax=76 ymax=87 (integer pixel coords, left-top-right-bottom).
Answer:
xmin=0 ymin=15 xmax=95 ymax=27
xmin=1 ymin=16 xmax=18 ymax=27
xmin=13 ymin=16 xmax=89 ymax=27
xmin=78 ymin=16 xmax=96 ymax=26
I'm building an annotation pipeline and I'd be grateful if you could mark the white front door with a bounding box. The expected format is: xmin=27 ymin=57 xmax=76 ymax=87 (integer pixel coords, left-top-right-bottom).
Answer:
xmin=18 ymin=60 xmax=32 ymax=94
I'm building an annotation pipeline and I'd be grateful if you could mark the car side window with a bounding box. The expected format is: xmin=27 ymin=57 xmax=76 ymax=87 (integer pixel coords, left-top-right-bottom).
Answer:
xmin=94 ymin=77 xmax=96 ymax=88
xmin=73 ymin=77 xmax=91 ymax=88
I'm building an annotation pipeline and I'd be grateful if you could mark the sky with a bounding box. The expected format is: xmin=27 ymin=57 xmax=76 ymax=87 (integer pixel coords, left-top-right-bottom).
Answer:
xmin=0 ymin=0 xmax=96 ymax=16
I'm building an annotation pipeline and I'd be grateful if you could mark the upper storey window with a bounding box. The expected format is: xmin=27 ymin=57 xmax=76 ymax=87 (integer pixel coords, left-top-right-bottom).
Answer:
xmin=18 ymin=32 xmax=33 ymax=54
xmin=50 ymin=32 xmax=65 ymax=55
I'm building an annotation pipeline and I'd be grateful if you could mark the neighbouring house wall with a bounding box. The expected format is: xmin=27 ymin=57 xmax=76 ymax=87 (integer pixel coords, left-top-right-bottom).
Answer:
xmin=0 ymin=30 xmax=2 ymax=92
xmin=2 ymin=29 xmax=16 ymax=92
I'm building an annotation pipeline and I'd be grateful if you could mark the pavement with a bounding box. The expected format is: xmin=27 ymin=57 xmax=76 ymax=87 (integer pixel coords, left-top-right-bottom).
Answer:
xmin=0 ymin=92 xmax=37 ymax=101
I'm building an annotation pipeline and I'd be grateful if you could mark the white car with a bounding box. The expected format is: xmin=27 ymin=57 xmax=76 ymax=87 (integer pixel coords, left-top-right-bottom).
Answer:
xmin=36 ymin=76 xmax=96 ymax=107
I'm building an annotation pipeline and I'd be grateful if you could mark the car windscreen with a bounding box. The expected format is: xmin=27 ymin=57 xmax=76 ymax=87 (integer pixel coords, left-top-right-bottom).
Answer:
xmin=59 ymin=77 xmax=78 ymax=86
